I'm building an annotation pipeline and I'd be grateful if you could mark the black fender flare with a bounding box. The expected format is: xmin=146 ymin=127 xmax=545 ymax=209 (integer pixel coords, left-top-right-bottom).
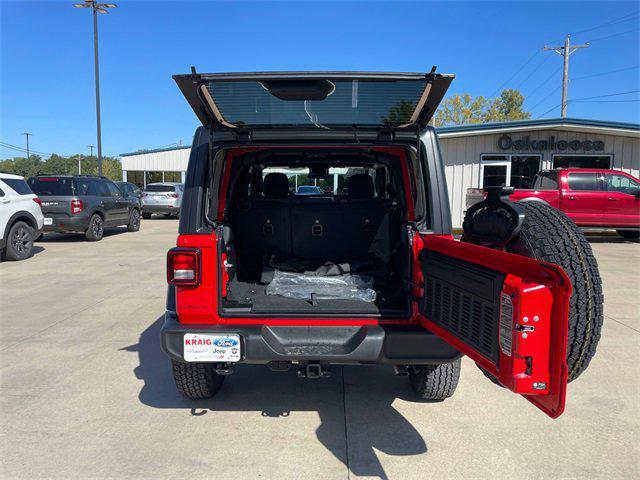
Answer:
xmin=2 ymin=210 xmax=39 ymax=249
xmin=517 ymin=197 xmax=551 ymax=206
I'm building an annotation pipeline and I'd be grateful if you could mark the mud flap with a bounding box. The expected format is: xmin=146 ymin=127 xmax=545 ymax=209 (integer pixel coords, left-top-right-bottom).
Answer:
xmin=418 ymin=235 xmax=571 ymax=418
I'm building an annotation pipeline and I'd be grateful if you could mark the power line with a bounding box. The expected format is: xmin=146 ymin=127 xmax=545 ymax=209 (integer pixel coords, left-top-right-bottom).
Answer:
xmin=572 ymin=65 xmax=639 ymax=81
xmin=529 ymin=85 xmax=562 ymax=111
xmin=489 ymin=49 xmax=541 ymax=97
xmin=537 ymin=102 xmax=564 ymax=118
xmin=573 ymin=99 xmax=639 ymax=103
xmin=569 ymin=12 xmax=639 ymax=37
xmin=513 ymin=56 xmax=553 ymax=90
xmin=524 ymin=66 xmax=562 ymax=100
xmin=0 ymin=141 xmax=52 ymax=157
xmin=588 ymin=27 xmax=640 ymax=43
xmin=570 ymin=89 xmax=640 ymax=101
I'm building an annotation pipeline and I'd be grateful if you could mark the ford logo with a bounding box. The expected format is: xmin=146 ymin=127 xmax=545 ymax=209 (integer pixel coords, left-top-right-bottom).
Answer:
xmin=213 ymin=337 xmax=239 ymax=348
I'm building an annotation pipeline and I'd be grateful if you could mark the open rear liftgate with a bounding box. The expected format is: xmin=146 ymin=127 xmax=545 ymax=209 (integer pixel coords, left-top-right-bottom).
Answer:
xmin=418 ymin=235 xmax=572 ymax=418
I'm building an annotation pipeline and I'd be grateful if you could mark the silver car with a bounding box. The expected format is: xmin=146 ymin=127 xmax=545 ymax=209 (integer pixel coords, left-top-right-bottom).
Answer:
xmin=141 ymin=183 xmax=184 ymax=218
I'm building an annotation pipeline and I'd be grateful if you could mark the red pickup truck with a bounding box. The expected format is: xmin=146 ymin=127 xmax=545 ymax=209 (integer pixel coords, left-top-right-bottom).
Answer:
xmin=468 ymin=169 xmax=640 ymax=238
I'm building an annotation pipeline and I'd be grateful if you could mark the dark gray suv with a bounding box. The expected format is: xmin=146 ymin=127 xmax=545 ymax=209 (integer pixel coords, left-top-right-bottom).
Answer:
xmin=27 ymin=175 xmax=141 ymax=241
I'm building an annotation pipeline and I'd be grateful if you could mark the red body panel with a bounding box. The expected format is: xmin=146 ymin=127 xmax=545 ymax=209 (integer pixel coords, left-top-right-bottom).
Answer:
xmin=509 ymin=168 xmax=640 ymax=228
xmin=508 ymin=189 xmax=561 ymax=208
xmin=418 ymin=235 xmax=572 ymax=418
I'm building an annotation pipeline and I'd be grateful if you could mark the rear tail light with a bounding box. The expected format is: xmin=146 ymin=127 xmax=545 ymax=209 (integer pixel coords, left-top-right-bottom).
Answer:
xmin=169 ymin=193 xmax=179 ymax=198
xmin=33 ymin=197 xmax=42 ymax=206
xmin=71 ymin=199 xmax=83 ymax=215
xmin=167 ymin=247 xmax=200 ymax=286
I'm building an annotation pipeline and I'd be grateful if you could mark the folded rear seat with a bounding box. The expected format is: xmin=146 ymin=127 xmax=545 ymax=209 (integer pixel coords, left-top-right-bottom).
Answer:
xmin=230 ymin=172 xmax=291 ymax=276
xmin=231 ymin=172 xmax=402 ymax=281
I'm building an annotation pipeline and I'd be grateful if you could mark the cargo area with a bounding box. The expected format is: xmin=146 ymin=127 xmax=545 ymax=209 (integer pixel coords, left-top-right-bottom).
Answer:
xmin=217 ymin=147 xmax=414 ymax=317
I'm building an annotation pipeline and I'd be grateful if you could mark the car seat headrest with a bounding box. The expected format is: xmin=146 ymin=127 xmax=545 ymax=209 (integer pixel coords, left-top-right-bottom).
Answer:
xmin=347 ymin=174 xmax=375 ymax=199
xmin=263 ymin=172 xmax=289 ymax=198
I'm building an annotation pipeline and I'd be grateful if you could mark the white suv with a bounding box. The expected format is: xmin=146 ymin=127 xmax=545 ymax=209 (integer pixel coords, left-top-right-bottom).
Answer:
xmin=0 ymin=173 xmax=44 ymax=261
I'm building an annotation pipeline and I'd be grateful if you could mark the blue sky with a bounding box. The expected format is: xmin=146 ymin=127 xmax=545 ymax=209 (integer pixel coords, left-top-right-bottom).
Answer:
xmin=1 ymin=0 xmax=639 ymax=158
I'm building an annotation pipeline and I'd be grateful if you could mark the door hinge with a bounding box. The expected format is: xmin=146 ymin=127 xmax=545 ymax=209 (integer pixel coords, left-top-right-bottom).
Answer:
xmin=375 ymin=130 xmax=395 ymax=143
xmin=234 ymin=130 xmax=252 ymax=143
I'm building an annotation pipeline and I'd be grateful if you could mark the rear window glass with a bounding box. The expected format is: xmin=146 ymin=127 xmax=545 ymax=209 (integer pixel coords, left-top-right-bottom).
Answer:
xmin=532 ymin=172 xmax=558 ymax=190
xmin=27 ymin=177 xmax=74 ymax=196
xmin=206 ymin=79 xmax=428 ymax=128
xmin=567 ymin=173 xmax=600 ymax=191
xmin=145 ymin=185 xmax=175 ymax=193
xmin=2 ymin=178 xmax=33 ymax=195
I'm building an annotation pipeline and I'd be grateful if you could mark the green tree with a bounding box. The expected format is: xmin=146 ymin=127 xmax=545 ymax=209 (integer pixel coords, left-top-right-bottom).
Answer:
xmin=0 ymin=154 xmax=122 ymax=180
xmin=483 ymin=89 xmax=531 ymax=123
xmin=434 ymin=89 xmax=530 ymax=126
xmin=434 ymin=94 xmax=489 ymax=126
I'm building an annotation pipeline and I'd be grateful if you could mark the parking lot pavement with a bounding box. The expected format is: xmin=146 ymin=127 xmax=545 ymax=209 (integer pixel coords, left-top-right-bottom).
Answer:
xmin=1 ymin=221 xmax=638 ymax=480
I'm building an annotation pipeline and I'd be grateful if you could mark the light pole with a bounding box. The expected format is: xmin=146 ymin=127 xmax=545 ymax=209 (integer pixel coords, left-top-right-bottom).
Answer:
xmin=73 ymin=1 xmax=117 ymax=176
xmin=22 ymin=132 xmax=33 ymax=160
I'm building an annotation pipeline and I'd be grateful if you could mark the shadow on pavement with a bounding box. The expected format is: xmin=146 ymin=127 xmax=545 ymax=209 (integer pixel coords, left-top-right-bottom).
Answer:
xmin=38 ymin=227 xmax=129 ymax=242
xmin=123 ymin=316 xmax=428 ymax=479
xmin=587 ymin=235 xmax=639 ymax=244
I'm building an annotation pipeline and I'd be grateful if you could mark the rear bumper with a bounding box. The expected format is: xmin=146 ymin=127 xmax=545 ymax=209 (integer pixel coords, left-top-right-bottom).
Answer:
xmin=41 ymin=215 xmax=89 ymax=232
xmin=142 ymin=204 xmax=179 ymax=214
xmin=160 ymin=312 xmax=461 ymax=365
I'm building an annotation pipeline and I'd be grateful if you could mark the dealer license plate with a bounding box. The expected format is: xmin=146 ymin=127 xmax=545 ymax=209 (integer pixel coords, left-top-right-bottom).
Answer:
xmin=183 ymin=334 xmax=241 ymax=362
xmin=44 ymin=218 xmax=53 ymax=226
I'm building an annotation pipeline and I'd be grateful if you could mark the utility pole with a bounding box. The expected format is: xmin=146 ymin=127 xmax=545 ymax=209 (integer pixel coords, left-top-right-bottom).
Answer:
xmin=73 ymin=1 xmax=117 ymax=176
xmin=76 ymin=155 xmax=82 ymax=174
xmin=22 ymin=133 xmax=33 ymax=159
xmin=544 ymin=35 xmax=589 ymax=117
xmin=88 ymin=145 xmax=95 ymax=157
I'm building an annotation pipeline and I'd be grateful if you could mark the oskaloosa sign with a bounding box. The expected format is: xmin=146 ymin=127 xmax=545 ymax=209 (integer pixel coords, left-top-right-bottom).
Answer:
xmin=498 ymin=134 xmax=604 ymax=151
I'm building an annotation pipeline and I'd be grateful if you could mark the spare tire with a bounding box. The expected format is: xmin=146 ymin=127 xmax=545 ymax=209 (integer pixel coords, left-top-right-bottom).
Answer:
xmin=465 ymin=201 xmax=604 ymax=382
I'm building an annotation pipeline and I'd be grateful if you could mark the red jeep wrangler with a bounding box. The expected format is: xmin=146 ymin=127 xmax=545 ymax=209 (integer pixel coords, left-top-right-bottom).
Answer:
xmin=161 ymin=70 xmax=603 ymax=418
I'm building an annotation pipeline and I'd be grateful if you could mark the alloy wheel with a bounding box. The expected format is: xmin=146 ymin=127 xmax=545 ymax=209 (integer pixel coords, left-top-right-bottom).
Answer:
xmin=11 ymin=225 xmax=32 ymax=257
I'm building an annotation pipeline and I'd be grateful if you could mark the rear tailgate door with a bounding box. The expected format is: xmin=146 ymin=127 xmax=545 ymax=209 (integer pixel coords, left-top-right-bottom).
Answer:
xmin=173 ymin=70 xmax=453 ymax=131
xmin=417 ymin=235 xmax=571 ymax=418
xmin=27 ymin=177 xmax=75 ymax=216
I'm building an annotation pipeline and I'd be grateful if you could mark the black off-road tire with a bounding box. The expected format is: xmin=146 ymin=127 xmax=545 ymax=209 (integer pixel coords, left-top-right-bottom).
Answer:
xmin=127 ymin=209 xmax=141 ymax=232
xmin=4 ymin=221 xmax=34 ymax=261
xmin=616 ymin=229 xmax=639 ymax=239
xmin=85 ymin=214 xmax=104 ymax=241
xmin=509 ymin=202 xmax=603 ymax=382
xmin=408 ymin=359 xmax=461 ymax=401
xmin=171 ymin=360 xmax=225 ymax=399
xmin=142 ymin=212 xmax=152 ymax=219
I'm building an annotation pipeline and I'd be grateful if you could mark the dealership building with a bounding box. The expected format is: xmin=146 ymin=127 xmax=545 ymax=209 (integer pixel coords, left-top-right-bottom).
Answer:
xmin=120 ymin=117 xmax=640 ymax=227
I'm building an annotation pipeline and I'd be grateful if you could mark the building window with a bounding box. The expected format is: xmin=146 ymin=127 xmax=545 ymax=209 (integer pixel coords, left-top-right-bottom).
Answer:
xmin=480 ymin=154 xmax=542 ymax=188
xmin=553 ymin=155 xmax=612 ymax=169
xmin=127 ymin=171 xmax=145 ymax=187
xmin=164 ymin=171 xmax=182 ymax=182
